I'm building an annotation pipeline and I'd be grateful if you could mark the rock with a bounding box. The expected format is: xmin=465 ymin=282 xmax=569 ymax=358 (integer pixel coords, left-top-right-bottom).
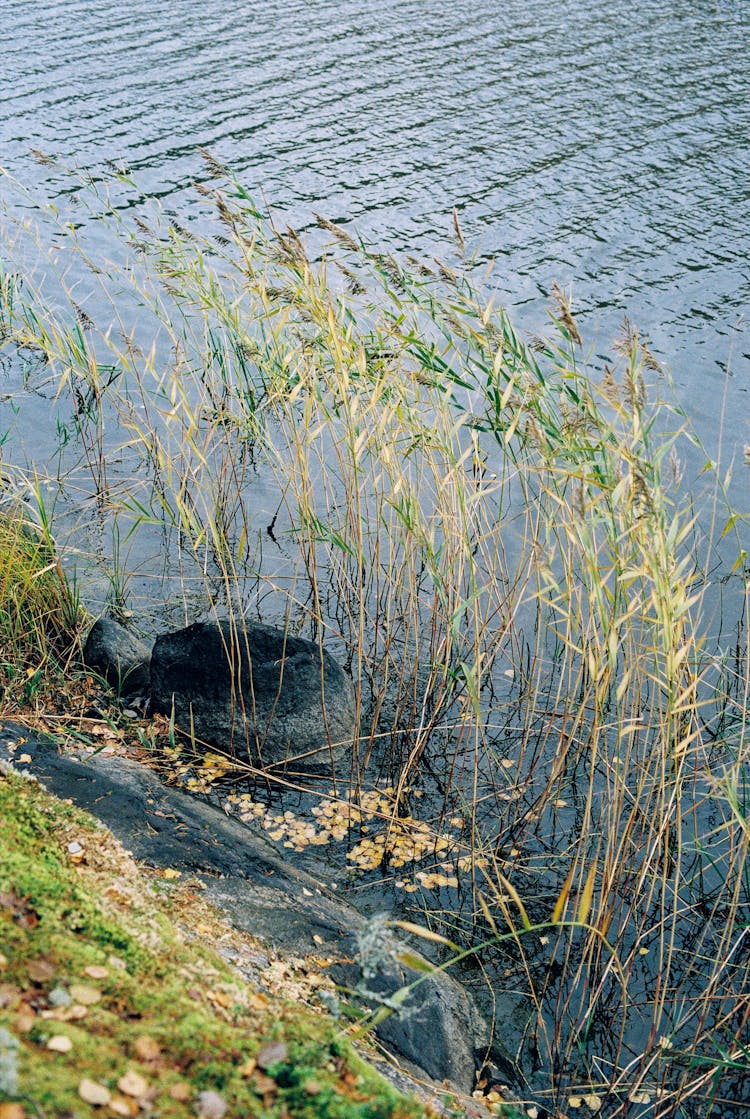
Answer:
xmin=83 ymin=617 xmax=152 ymax=696
xmin=149 ymin=619 xmax=356 ymax=774
xmin=0 ymin=721 xmax=506 ymax=1095
xmin=329 ymin=924 xmax=484 ymax=1092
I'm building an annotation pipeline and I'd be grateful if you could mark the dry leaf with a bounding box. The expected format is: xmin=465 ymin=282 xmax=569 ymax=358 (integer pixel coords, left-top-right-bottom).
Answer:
xmin=256 ymin=1040 xmax=288 ymax=1069
xmin=568 ymin=1097 xmax=582 ymax=1109
xmin=168 ymin=1082 xmax=191 ymax=1102
xmin=133 ymin=1036 xmax=161 ymax=1061
xmin=0 ymin=1104 xmax=26 ymax=1119
xmin=584 ymin=1096 xmax=602 ymax=1112
xmin=628 ymin=1090 xmax=652 ymax=1104
xmin=78 ymin=1079 xmax=111 ymax=1106
xmin=238 ymin=1059 xmax=257 ymax=1078
xmin=69 ymin=984 xmax=102 ymax=1005
xmin=108 ymin=1097 xmax=137 ymax=1118
xmin=84 ymin=965 xmax=109 ymax=980
xmin=0 ymin=953 xmax=7 ymax=969
xmin=27 ymin=958 xmax=55 ymax=983
xmin=117 ymin=1070 xmax=149 ymax=1098
xmin=162 ymin=867 xmax=181 ymax=880
xmin=46 ymin=1035 xmax=73 ymax=1053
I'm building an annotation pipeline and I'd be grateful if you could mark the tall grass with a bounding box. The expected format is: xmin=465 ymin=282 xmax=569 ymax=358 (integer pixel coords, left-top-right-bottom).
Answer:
xmin=0 ymin=163 xmax=748 ymax=1115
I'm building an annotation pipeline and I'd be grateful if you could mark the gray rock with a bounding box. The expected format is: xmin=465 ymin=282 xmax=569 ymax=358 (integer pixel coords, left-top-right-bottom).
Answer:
xmin=83 ymin=617 xmax=152 ymax=695
xmin=149 ymin=619 xmax=357 ymax=774
xmin=0 ymin=721 xmax=498 ymax=1095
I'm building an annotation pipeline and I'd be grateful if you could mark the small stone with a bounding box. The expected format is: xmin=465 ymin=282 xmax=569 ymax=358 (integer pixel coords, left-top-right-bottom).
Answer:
xmin=133 ymin=1036 xmax=161 ymax=1061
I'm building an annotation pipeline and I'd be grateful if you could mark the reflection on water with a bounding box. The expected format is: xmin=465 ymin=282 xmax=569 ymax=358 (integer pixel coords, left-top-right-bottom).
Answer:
xmin=2 ymin=0 xmax=748 ymax=457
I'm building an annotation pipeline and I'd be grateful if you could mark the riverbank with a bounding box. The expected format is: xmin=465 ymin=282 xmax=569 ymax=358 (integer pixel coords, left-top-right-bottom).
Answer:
xmin=0 ymin=742 xmax=519 ymax=1118
xmin=1 ymin=168 xmax=749 ymax=1115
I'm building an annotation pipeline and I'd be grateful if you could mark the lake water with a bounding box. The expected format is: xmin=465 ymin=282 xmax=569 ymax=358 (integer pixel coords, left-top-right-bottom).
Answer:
xmin=2 ymin=0 xmax=749 ymax=469
xmin=3 ymin=3 xmax=750 ymax=1106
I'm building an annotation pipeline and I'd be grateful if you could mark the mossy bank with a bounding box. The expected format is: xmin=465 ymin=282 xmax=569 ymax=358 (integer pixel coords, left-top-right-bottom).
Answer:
xmin=0 ymin=763 xmax=513 ymax=1119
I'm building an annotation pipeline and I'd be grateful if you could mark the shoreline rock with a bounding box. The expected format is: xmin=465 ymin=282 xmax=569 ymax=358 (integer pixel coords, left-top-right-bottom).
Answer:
xmin=0 ymin=719 xmax=506 ymax=1096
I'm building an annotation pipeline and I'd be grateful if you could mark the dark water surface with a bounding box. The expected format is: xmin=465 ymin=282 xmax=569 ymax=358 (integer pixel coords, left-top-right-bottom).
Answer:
xmin=2 ymin=0 xmax=749 ymax=456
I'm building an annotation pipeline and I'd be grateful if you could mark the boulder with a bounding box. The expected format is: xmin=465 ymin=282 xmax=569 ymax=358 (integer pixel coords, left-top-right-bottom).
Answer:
xmin=149 ymin=619 xmax=356 ymax=774
xmin=83 ymin=617 xmax=152 ymax=696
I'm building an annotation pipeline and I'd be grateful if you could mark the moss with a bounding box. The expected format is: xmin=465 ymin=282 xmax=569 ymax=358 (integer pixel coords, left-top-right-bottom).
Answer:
xmin=0 ymin=767 xmax=444 ymax=1118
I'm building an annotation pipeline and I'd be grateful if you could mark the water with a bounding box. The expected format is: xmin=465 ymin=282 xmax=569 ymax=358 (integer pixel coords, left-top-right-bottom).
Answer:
xmin=2 ymin=2 xmax=750 ymax=1107
xmin=2 ymin=0 xmax=748 ymax=455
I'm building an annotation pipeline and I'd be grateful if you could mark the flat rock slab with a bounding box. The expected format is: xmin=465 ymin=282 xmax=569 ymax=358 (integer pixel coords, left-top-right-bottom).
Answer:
xmin=0 ymin=719 xmax=489 ymax=1094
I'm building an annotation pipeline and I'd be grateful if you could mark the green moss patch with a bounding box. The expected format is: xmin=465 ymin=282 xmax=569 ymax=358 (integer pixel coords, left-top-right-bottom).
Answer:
xmin=0 ymin=766 xmax=442 ymax=1118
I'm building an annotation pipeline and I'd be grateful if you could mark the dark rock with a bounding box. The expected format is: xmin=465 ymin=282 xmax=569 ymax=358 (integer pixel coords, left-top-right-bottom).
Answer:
xmin=83 ymin=617 xmax=152 ymax=695
xmin=330 ymin=924 xmax=484 ymax=1091
xmin=149 ymin=619 xmax=356 ymax=774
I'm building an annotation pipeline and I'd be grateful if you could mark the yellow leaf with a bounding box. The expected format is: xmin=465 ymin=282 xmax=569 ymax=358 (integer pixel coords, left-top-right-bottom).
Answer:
xmin=392 ymin=920 xmax=461 ymax=951
xmin=498 ymin=874 xmax=532 ymax=930
xmin=162 ymin=867 xmax=181 ymax=880
xmin=551 ymin=861 xmax=576 ymax=924
xmin=577 ymin=862 xmax=597 ymax=926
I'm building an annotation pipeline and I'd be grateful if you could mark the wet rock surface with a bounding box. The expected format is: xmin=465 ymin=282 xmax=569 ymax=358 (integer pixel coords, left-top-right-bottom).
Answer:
xmin=150 ymin=619 xmax=357 ymax=774
xmin=83 ymin=617 xmax=357 ymax=775
xmin=0 ymin=719 xmax=498 ymax=1095
xmin=82 ymin=616 xmax=152 ymax=696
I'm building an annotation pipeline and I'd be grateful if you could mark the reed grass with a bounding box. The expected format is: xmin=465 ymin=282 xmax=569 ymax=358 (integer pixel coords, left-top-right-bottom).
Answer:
xmin=0 ymin=163 xmax=748 ymax=1116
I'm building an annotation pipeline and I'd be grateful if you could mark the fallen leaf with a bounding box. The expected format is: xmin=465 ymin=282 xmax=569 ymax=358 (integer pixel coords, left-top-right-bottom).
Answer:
xmin=195 ymin=1090 xmax=227 ymax=1118
xmin=18 ymin=753 xmax=32 ymax=764
xmin=27 ymin=958 xmax=55 ymax=983
xmin=79 ymin=1079 xmax=111 ymax=1106
xmin=206 ymin=990 xmax=231 ymax=1008
xmin=0 ymin=953 xmax=7 ymax=969
xmin=238 ymin=1059 xmax=256 ymax=1078
xmin=46 ymin=1035 xmax=73 ymax=1053
xmin=584 ymin=1096 xmax=602 ymax=1112
xmin=0 ymin=1104 xmax=26 ymax=1119
xmin=162 ymin=867 xmax=181 ymax=880
xmin=117 ymin=1070 xmax=149 ymax=1098
xmin=168 ymin=1083 xmax=191 ymax=1102
xmin=628 ymin=1090 xmax=652 ymax=1104
xmin=568 ymin=1098 xmax=582 ymax=1109
xmin=69 ymin=984 xmax=102 ymax=1005
xmin=15 ymin=1009 xmax=35 ymax=1033
xmin=84 ymin=965 xmax=109 ymax=980
xmin=108 ymin=1097 xmax=137 ymax=1117
xmin=256 ymin=1040 xmax=288 ymax=1069
xmin=133 ymin=1036 xmax=161 ymax=1061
